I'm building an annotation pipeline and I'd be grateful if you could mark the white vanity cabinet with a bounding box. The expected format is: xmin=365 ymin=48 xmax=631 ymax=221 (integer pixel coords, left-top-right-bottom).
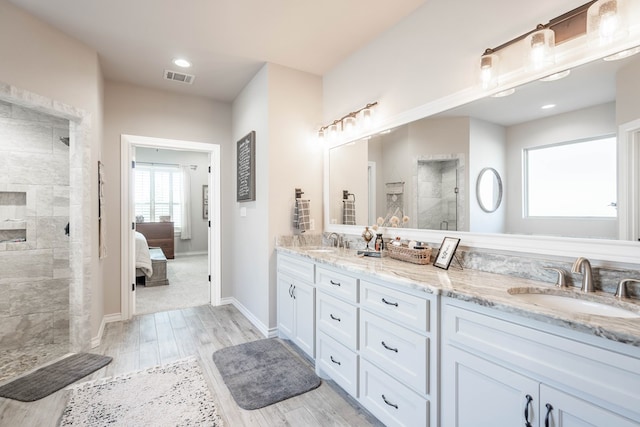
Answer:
xmin=315 ymin=266 xmax=360 ymax=398
xmin=441 ymin=298 xmax=640 ymax=427
xmin=358 ymin=279 xmax=438 ymax=427
xmin=277 ymin=254 xmax=316 ymax=359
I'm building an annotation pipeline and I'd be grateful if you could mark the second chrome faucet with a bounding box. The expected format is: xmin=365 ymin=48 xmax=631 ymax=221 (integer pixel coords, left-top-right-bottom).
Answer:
xmin=571 ymin=257 xmax=595 ymax=293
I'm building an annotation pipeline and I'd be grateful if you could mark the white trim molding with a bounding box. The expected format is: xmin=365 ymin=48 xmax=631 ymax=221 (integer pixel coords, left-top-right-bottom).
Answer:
xmin=91 ymin=313 xmax=122 ymax=348
xmin=222 ymin=297 xmax=278 ymax=338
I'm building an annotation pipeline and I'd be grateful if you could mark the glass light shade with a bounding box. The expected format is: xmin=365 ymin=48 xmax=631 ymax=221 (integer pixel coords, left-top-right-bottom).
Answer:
xmin=360 ymin=107 xmax=373 ymax=129
xmin=480 ymin=50 xmax=499 ymax=89
xmin=587 ymin=0 xmax=628 ymax=47
xmin=343 ymin=116 xmax=356 ymax=135
xmin=328 ymin=123 xmax=338 ymax=139
xmin=525 ymin=28 xmax=555 ymax=71
xmin=317 ymin=128 xmax=325 ymax=141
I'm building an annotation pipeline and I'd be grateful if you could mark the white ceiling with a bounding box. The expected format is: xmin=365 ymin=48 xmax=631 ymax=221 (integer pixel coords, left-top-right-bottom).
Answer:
xmin=9 ymin=0 xmax=426 ymax=102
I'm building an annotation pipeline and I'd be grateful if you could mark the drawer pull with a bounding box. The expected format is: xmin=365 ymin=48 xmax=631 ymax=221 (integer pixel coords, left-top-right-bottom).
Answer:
xmin=381 ymin=394 xmax=399 ymax=409
xmin=544 ymin=403 xmax=553 ymax=427
xmin=330 ymin=314 xmax=341 ymax=322
xmin=381 ymin=298 xmax=398 ymax=307
xmin=330 ymin=280 xmax=341 ymax=286
xmin=288 ymin=284 xmax=293 ymax=298
xmin=330 ymin=356 xmax=341 ymax=366
xmin=381 ymin=341 xmax=398 ymax=353
xmin=524 ymin=394 xmax=533 ymax=427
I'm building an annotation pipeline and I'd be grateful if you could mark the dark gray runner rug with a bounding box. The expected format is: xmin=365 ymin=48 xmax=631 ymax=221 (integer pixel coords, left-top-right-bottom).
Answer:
xmin=213 ymin=338 xmax=321 ymax=410
xmin=0 ymin=353 xmax=112 ymax=402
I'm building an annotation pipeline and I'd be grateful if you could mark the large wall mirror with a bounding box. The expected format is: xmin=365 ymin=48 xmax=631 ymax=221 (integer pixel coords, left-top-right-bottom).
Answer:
xmin=327 ymin=52 xmax=640 ymax=242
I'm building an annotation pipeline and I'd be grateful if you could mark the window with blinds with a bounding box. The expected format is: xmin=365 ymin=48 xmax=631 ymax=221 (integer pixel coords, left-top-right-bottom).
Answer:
xmin=135 ymin=164 xmax=183 ymax=228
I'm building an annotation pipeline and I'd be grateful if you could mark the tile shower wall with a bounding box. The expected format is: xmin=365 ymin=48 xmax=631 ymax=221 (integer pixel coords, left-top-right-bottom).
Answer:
xmin=0 ymin=100 xmax=70 ymax=351
xmin=417 ymin=160 xmax=458 ymax=230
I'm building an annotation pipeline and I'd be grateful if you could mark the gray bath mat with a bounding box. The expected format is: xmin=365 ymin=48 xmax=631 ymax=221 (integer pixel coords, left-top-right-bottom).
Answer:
xmin=0 ymin=353 xmax=112 ymax=402
xmin=213 ymin=338 xmax=321 ymax=410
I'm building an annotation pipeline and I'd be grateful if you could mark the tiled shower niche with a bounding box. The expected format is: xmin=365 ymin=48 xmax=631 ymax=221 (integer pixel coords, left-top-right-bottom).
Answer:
xmin=0 ymin=191 xmax=27 ymax=245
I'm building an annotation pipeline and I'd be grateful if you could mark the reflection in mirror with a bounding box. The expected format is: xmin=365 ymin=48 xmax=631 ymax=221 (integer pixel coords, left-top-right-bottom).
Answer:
xmin=476 ymin=167 xmax=503 ymax=213
xmin=327 ymin=52 xmax=640 ymax=240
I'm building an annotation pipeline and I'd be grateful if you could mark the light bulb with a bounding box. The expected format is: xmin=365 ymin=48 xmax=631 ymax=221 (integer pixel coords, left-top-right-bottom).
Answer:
xmin=344 ymin=116 xmax=356 ymax=135
xmin=361 ymin=108 xmax=373 ymax=129
xmin=587 ymin=0 xmax=628 ymax=47
xmin=328 ymin=123 xmax=338 ymax=140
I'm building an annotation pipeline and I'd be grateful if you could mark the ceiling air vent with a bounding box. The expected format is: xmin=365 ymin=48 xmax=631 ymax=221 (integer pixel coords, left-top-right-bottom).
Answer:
xmin=164 ymin=69 xmax=195 ymax=84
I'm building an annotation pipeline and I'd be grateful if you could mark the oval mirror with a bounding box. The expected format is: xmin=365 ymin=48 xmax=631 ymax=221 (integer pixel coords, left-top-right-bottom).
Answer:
xmin=476 ymin=167 xmax=503 ymax=213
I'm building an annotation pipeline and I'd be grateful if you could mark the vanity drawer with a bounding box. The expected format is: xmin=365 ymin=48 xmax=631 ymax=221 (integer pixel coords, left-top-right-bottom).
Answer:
xmin=316 ymin=266 xmax=358 ymax=303
xmin=360 ymin=280 xmax=429 ymax=331
xmin=318 ymin=331 xmax=359 ymax=397
xmin=360 ymin=311 xmax=428 ymax=395
xmin=359 ymin=358 xmax=429 ymax=427
xmin=317 ymin=292 xmax=358 ymax=350
xmin=278 ymin=254 xmax=315 ymax=283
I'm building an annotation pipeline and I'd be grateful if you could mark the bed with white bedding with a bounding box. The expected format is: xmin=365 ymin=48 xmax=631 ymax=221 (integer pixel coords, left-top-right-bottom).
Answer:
xmin=135 ymin=231 xmax=153 ymax=278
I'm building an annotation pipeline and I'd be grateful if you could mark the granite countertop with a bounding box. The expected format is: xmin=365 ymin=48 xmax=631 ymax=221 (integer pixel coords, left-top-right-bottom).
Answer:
xmin=277 ymin=246 xmax=640 ymax=348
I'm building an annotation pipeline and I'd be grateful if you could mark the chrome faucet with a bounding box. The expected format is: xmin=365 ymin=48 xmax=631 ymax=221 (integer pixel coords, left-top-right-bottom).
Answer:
xmin=615 ymin=278 xmax=640 ymax=299
xmin=571 ymin=257 xmax=595 ymax=293
xmin=327 ymin=232 xmax=340 ymax=247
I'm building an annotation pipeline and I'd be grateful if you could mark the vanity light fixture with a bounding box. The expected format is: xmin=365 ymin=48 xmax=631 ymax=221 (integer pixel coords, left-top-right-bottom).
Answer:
xmin=478 ymin=0 xmax=634 ymax=89
xmin=173 ymin=58 xmax=192 ymax=68
xmin=317 ymin=102 xmax=378 ymax=141
xmin=539 ymin=69 xmax=571 ymax=81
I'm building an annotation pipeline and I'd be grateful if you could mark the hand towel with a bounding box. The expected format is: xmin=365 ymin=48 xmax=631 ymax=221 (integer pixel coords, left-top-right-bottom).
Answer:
xmin=343 ymin=200 xmax=356 ymax=225
xmin=294 ymin=199 xmax=311 ymax=232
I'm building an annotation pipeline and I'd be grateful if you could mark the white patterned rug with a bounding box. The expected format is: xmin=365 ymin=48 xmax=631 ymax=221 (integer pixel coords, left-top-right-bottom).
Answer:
xmin=59 ymin=357 xmax=223 ymax=426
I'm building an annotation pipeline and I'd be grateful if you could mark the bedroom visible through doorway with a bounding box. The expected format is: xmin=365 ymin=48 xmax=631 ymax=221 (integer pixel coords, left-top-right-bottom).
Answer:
xmin=120 ymin=134 xmax=221 ymax=320
xmin=134 ymin=147 xmax=210 ymax=315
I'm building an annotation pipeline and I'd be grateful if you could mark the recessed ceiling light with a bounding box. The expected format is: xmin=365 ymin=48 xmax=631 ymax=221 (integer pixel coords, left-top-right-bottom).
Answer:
xmin=173 ymin=58 xmax=192 ymax=68
xmin=379 ymin=129 xmax=392 ymax=135
xmin=491 ymin=88 xmax=516 ymax=98
xmin=604 ymin=46 xmax=640 ymax=62
xmin=541 ymin=104 xmax=556 ymax=110
xmin=539 ymin=70 xmax=571 ymax=82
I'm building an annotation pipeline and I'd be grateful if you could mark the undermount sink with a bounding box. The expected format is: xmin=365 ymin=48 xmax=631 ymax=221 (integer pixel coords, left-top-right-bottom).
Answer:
xmin=508 ymin=288 xmax=640 ymax=319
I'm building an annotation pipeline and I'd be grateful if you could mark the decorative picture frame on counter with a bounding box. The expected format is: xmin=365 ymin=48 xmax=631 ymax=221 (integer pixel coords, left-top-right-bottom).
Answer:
xmin=434 ymin=237 xmax=460 ymax=270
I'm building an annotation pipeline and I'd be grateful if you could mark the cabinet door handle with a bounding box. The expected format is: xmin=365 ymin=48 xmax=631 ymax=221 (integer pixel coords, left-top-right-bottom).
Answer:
xmin=288 ymin=284 xmax=293 ymax=298
xmin=330 ymin=314 xmax=341 ymax=322
xmin=292 ymin=285 xmax=296 ymax=300
xmin=381 ymin=298 xmax=398 ymax=307
xmin=330 ymin=356 xmax=341 ymax=365
xmin=381 ymin=341 xmax=398 ymax=353
xmin=330 ymin=280 xmax=341 ymax=286
xmin=524 ymin=394 xmax=533 ymax=427
xmin=381 ymin=394 xmax=399 ymax=409
xmin=544 ymin=403 xmax=553 ymax=427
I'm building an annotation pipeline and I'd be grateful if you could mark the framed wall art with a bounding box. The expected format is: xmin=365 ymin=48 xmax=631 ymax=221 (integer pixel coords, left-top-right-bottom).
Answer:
xmin=236 ymin=131 xmax=256 ymax=202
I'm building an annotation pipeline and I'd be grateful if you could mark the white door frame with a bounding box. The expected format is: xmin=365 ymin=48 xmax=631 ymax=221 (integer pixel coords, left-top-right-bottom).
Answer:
xmin=120 ymin=134 xmax=221 ymax=320
xmin=618 ymin=119 xmax=640 ymax=241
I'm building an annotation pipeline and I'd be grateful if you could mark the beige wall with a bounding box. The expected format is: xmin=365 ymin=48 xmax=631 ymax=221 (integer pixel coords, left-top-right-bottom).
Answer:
xmin=617 ymin=56 xmax=640 ymax=126
xmin=0 ymin=0 xmax=104 ymax=337
xmin=231 ymin=63 xmax=322 ymax=331
xmin=103 ymin=81 xmax=232 ymax=315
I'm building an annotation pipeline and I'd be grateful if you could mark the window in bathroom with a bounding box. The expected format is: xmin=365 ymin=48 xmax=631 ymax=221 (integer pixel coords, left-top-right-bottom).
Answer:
xmin=134 ymin=165 xmax=183 ymax=227
xmin=525 ymin=136 xmax=617 ymax=218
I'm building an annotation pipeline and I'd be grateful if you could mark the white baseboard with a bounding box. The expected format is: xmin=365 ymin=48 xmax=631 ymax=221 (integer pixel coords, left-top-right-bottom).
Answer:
xmin=91 ymin=313 xmax=122 ymax=348
xmin=220 ymin=297 xmax=278 ymax=338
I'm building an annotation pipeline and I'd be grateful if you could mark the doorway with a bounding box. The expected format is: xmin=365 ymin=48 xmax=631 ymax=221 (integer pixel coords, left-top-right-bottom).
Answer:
xmin=120 ymin=135 xmax=221 ymax=320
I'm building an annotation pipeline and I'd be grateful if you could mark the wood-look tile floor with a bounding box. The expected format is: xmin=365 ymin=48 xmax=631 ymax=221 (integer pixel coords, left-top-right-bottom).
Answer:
xmin=0 ymin=304 xmax=382 ymax=426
